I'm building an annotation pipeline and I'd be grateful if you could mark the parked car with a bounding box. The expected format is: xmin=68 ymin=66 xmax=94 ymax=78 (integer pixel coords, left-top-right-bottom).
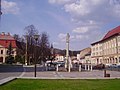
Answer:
xmin=109 ymin=64 xmax=118 ymax=68
xmin=57 ymin=61 xmax=65 ymax=67
xmin=105 ymin=64 xmax=112 ymax=67
xmin=46 ymin=62 xmax=57 ymax=71
xmin=117 ymin=65 xmax=120 ymax=68
xmin=93 ymin=64 xmax=105 ymax=69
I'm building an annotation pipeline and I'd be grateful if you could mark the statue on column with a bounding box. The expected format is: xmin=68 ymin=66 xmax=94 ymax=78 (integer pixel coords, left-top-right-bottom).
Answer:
xmin=65 ymin=33 xmax=71 ymax=72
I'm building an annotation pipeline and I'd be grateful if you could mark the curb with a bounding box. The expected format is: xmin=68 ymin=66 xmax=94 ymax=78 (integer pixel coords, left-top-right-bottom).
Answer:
xmin=0 ymin=76 xmax=120 ymax=86
xmin=0 ymin=77 xmax=16 ymax=85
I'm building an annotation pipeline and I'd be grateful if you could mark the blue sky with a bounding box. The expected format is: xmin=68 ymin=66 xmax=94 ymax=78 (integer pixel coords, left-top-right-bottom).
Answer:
xmin=0 ymin=0 xmax=120 ymax=50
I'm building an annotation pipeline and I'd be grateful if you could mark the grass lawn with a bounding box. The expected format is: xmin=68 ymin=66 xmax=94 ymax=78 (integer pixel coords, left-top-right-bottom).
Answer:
xmin=0 ymin=79 xmax=120 ymax=90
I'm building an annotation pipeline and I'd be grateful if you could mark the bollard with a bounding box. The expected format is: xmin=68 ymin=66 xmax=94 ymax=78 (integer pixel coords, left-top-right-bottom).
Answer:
xmin=79 ymin=65 xmax=82 ymax=72
xmin=104 ymin=69 xmax=106 ymax=77
xmin=90 ymin=64 xmax=93 ymax=71
xmin=45 ymin=63 xmax=47 ymax=71
xmin=85 ymin=64 xmax=87 ymax=71
xmin=68 ymin=65 xmax=71 ymax=72
xmin=46 ymin=66 xmax=48 ymax=71
xmin=88 ymin=64 xmax=90 ymax=71
xmin=56 ymin=64 xmax=58 ymax=72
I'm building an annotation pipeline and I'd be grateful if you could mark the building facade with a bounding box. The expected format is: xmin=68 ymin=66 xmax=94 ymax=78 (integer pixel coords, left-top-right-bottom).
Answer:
xmin=91 ymin=26 xmax=120 ymax=65
xmin=55 ymin=54 xmax=64 ymax=62
xmin=79 ymin=47 xmax=91 ymax=64
xmin=0 ymin=32 xmax=17 ymax=63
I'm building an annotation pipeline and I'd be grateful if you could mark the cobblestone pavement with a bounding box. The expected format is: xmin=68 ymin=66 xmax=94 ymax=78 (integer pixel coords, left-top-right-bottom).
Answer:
xmin=1 ymin=65 xmax=120 ymax=80
xmin=21 ymin=66 xmax=120 ymax=79
xmin=1 ymin=66 xmax=120 ymax=85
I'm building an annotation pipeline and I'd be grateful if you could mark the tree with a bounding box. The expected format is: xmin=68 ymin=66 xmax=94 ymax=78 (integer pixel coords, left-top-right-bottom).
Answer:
xmin=13 ymin=34 xmax=26 ymax=64
xmin=7 ymin=42 xmax=12 ymax=55
xmin=23 ymin=25 xmax=51 ymax=65
xmin=49 ymin=44 xmax=55 ymax=63
xmin=13 ymin=34 xmax=20 ymax=41
xmin=24 ymin=25 xmax=39 ymax=64
xmin=15 ymin=54 xmax=25 ymax=64
xmin=38 ymin=32 xmax=51 ymax=64
xmin=5 ymin=42 xmax=14 ymax=64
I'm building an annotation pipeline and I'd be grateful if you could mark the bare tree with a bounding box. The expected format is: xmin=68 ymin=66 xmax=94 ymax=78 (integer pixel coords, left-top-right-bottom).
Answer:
xmin=24 ymin=25 xmax=51 ymax=65
xmin=24 ymin=25 xmax=39 ymax=64
xmin=38 ymin=32 xmax=51 ymax=64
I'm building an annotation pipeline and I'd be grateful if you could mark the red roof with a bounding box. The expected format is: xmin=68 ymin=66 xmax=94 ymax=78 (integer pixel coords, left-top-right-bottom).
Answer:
xmin=102 ymin=25 xmax=120 ymax=40
xmin=0 ymin=33 xmax=17 ymax=48
xmin=91 ymin=25 xmax=120 ymax=45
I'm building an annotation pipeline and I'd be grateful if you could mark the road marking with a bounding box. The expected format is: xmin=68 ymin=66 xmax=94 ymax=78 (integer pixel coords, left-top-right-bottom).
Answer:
xmin=19 ymin=66 xmax=26 ymax=77
xmin=53 ymin=72 xmax=64 ymax=78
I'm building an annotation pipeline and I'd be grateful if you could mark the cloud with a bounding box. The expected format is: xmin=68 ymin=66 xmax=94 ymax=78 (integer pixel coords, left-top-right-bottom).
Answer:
xmin=1 ymin=0 xmax=20 ymax=14
xmin=53 ymin=42 xmax=59 ymax=47
xmin=64 ymin=0 xmax=105 ymax=16
xmin=58 ymin=33 xmax=89 ymax=42
xmin=58 ymin=33 xmax=75 ymax=42
xmin=58 ymin=33 xmax=66 ymax=42
xmin=48 ymin=0 xmax=120 ymax=49
xmin=73 ymin=27 xmax=89 ymax=33
xmin=48 ymin=0 xmax=73 ymax=5
xmin=76 ymin=35 xmax=88 ymax=40
xmin=64 ymin=0 xmax=120 ymax=21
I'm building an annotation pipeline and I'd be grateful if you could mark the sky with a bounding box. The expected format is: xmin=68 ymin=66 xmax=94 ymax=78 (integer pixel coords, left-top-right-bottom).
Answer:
xmin=0 ymin=0 xmax=120 ymax=50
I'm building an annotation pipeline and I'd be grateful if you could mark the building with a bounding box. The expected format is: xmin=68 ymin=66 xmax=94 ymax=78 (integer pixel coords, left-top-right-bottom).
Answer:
xmin=79 ymin=47 xmax=91 ymax=64
xmin=0 ymin=32 xmax=17 ymax=63
xmin=55 ymin=54 xmax=64 ymax=62
xmin=91 ymin=26 xmax=120 ymax=65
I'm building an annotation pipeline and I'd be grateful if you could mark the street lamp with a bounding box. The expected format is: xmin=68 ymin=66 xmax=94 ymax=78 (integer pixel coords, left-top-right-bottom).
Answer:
xmin=34 ymin=34 xmax=39 ymax=77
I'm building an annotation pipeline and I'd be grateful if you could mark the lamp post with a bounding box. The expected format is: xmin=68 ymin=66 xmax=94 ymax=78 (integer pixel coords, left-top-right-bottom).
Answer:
xmin=34 ymin=34 xmax=39 ymax=77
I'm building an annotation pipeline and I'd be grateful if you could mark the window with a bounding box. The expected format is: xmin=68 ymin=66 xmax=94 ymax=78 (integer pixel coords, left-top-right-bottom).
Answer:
xmin=6 ymin=50 xmax=9 ymax=55
xmin=12 ymin=51 xmax=14 ymax=54
xmin=96 ymin=52 xmax=98 ymax=55
xmin=1 ymin=50 xmax=3 ymax=54
xmin=115 ymin=58 xmax=118 ymax=63
xmin=92 ymin=53 xmax=94 ymax=55
xmin=99 ymin=46 xmax=102 ymax=50
xmin=96 ymin=47 xmax=98 ymax=50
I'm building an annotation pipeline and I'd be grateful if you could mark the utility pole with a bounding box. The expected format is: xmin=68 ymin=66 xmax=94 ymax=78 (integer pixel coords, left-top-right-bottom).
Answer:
xmin=66 ymin=33 xmax=70 ymax=72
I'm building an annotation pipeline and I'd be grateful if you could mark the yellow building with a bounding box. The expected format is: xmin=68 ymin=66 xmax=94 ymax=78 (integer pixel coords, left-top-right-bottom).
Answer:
xmin=91 ymin=26 xmax=120 ymax=65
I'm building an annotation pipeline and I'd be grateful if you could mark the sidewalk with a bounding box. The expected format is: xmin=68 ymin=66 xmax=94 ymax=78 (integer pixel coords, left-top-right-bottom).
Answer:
xmin=0 ymin=70 xmax=120 ymax=85
xmin=0 ymin=77 xmax=16 ymax=85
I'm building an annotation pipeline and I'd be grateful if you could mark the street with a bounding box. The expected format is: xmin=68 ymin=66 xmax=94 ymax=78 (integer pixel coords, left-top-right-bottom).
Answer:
xmin=0 ymin=65 xmax=23 ymax=80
